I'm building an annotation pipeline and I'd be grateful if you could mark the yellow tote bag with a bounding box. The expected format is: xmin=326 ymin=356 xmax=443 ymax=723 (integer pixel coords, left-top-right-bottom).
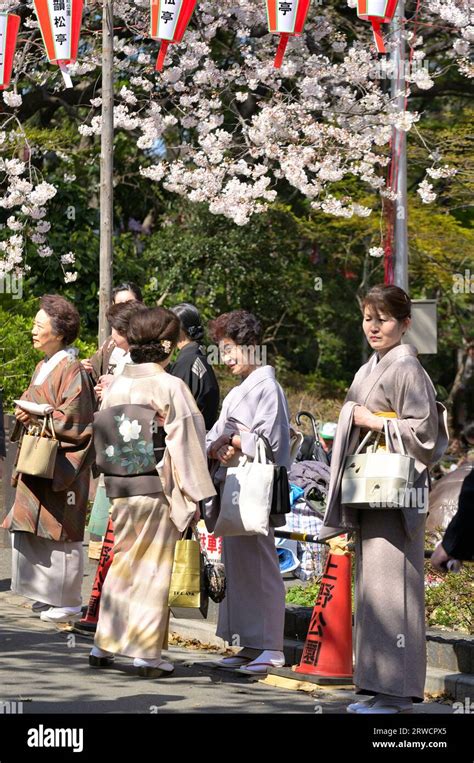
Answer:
xmin=168 ymin=533 xmax=209 ymax=617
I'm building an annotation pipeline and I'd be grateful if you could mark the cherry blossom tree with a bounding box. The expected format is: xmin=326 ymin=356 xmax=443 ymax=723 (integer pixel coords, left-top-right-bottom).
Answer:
xmin=0 ymin=0 xmax=472 ymax=279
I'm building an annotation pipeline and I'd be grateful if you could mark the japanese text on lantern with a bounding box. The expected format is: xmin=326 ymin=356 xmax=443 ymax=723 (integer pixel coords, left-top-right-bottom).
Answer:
xmin=157 ymin=0 xmax=182 ymax=39
xmin=277 ymin=0 xmax=298 ymax=33
xmin=50 ymin=0 xmax=71 ymax=59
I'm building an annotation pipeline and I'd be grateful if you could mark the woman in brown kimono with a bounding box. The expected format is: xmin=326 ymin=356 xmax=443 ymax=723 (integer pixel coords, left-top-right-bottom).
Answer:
xmin=89 ymin=307 xmax=216 ymax=678
xmin=320 ymin=285 xmax=448 ymax=714
xmin=3 ymin=295 xmax=96 ymax=622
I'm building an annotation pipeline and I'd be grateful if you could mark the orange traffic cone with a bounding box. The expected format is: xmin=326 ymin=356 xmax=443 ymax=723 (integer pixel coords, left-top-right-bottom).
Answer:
xmin=75 ymin=517 xmax=115 ymax=632
xmin=294 ymin=551 xmax=353 ymax=684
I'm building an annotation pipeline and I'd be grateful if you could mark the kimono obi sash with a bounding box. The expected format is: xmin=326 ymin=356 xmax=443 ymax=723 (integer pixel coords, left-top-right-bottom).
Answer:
xmin=93 ymin=403 xmax=165 ymax=498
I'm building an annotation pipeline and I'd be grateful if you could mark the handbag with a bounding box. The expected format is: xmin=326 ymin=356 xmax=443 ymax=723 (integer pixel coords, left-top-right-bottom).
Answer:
xmin=197 ymin=527 xmax=226 ymax=603
xmin=168 ymin=526 xmax=209 ymax=618
xmin=341 ymin=418 xmax=415 ymax=509
xmin=215 ymin=438 xmax=274 ymax=537
xmin=258 ymin=434 xmax=291 ymax=516
xmin=16 ymin=414 xmax=58 ymax=479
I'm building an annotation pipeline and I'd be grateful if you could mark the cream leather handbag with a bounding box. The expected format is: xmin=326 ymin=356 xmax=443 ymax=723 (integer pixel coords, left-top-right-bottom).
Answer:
xmin=341 ymin=419 xmax=415 ymax=509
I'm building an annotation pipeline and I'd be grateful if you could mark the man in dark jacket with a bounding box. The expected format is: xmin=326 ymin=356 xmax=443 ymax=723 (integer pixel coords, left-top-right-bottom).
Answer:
xmin=431 ymin=467 xmax=474 ymax=570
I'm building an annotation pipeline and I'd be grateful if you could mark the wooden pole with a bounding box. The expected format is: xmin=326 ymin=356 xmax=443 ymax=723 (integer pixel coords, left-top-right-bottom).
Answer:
xmin=391 ymin=0 xmax=409 ymax=293
xmin=98 ymin=0 xmax=114 ymax=345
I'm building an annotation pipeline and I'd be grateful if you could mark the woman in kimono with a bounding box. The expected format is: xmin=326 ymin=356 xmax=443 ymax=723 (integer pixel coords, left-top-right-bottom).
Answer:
xmin=169 ymin=303 xmax=220 ymax=431
xmin=320 ymin=285 xmax=448 ymax=714
xmin=3 ymin=295 xmax=96 ymax=622
xmin=81 ymin=281 xmax=143 ymax=384
xmin=89 ymin=307 xmax=216 ymax=677
xmin=205 ymin=310 xmax=291 ymax=675
xmin=87 ymin=300 xmax=148 ymax=557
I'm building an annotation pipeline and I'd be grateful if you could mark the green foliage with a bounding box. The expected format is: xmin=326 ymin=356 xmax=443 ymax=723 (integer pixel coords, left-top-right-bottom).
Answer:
xmin=425 ymin=562 xmax=474 ymax=635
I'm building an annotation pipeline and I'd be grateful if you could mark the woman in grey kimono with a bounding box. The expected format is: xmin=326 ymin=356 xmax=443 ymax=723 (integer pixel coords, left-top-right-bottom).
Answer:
xmin=205 ymin=310 xmax=291 ymax=675
xmin=320 ymin=285 xmax=448 ymax=714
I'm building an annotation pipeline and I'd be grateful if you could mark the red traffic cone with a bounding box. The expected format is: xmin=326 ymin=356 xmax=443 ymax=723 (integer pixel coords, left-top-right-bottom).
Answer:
xmin=76 ymin=517 xmax=115 ymax=632
xmin=294 ymin=551 xmax=353 ymax=684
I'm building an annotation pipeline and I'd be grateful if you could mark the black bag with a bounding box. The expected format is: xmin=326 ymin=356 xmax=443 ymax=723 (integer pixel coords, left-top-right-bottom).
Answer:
xmin=259 ymin=435 xmax=291 ymax=515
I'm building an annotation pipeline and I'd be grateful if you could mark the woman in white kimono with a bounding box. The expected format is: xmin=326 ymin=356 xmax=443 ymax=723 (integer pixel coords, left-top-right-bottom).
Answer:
xmin=205 ymin=310 xmax=291 ymax=675
xmin=320 ymin=285 xmax=448 ymax=714
xmin=89 ymin=307 xmax=216 ymax=678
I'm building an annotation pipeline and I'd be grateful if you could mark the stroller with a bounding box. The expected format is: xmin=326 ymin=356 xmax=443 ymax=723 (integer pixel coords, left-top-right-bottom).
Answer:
xmin=275 ymin=411 xmax=332 ymax=581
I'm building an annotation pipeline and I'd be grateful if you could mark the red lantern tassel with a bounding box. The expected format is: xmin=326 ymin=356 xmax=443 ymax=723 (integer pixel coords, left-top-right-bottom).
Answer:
xmin=274 ymin=33 xmax=289 ymax=68
xmin=371 ymin=20 xmax=386 ymax=54
xmin=155 ymin=40 xmax=169 ymax=72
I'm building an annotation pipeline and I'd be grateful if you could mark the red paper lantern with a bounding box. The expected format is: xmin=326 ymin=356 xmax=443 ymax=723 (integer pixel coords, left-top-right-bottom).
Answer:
xmin=0 ymin=13 xmax=21 ymax=91
xmin=357 ymin=0 xmax=398 ymax=54
xmin=150 ymin=0 xmax=198 ymax=72
xmin=33 ymin=0 xmax=84 ymax=87
xmin=266 ymin=0 xmax=311 ymax=69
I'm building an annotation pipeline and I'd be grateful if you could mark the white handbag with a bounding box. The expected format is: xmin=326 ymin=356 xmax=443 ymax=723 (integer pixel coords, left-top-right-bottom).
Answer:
xmin=214 ymin=438 xmax=274 ymax=537
xmin=341 ymin=419 xmax=415 ymax=509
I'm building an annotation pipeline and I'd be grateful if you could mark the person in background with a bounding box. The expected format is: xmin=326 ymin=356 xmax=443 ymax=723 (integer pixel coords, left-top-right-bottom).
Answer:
xmin=169 ymin=303 xmax=220 ymax=431
xmin=319 ymin=422 xmax=337 ymax=464
xmin=2 ymin=295 xmax=96 ymax=623
xmin=431 ymin=467 xmax=474 ymax=570
xmin=205 ymin=310 xmax=291 ymax=676
xmin=82 ymin=282 xmax=143 ymax=385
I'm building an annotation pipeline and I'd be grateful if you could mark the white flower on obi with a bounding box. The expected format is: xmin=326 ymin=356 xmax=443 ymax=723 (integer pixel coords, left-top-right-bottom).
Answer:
xmin=119 ymin=418 xmax=142 ymax=442
xmin=105 ymin=445 xmax=115 ymax=457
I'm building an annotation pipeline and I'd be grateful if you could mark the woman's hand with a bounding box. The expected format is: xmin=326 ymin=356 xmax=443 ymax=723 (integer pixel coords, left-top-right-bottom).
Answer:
xmin=94 ymin=383 xmax=103 ymax=402
xmin=208 ymin=434 xmax=236 ymax=463
xmin=353 ymin=405 xmax=384 ymax=431
xmin=98 ymin=374 xmax=114 ymax=389
xmin=81 ymin=358 xmax=94 ymax=374
xmin=15 ymin=406 xmax=31 ymax=425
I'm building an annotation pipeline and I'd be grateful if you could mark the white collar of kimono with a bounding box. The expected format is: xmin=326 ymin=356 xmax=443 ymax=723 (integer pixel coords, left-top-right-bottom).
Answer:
xmin=371 ymin=343 xmax=417 ymax=367
xmin=33 ymin=349 xmax=69 ymax=385
xmin=121 ymin=362 xmax=166 ymax=377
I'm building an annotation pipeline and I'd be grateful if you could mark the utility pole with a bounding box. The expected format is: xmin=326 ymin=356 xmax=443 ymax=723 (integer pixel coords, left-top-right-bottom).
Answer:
xmin=391 ymin=0 xmax=409 ymax=293
xmin=98 ymin=0 xmax=114 ymax=344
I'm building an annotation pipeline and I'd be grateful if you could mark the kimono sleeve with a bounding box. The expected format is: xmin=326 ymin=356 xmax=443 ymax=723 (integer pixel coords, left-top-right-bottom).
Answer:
xmin=238 ymin=384 xmax=291 ymax=467
xmin=49 ymin=364 xmax=96 ymax=447
xmin=384 ymin=359 xmax=448 ymax=468
xmin=164 ymin=380 xmax=216 ymax=502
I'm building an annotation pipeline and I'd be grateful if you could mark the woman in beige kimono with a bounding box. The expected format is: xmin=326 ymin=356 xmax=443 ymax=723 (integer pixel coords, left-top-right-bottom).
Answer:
xmin=205 ymin=310 xmax=291 ymax=675
xmin=89 ymin=307 xmax=216 ymax=678
xmin=3 ymin=295 xmax=96 ymax=622
xmin=320 ymin=285 xmax=448 ymax=714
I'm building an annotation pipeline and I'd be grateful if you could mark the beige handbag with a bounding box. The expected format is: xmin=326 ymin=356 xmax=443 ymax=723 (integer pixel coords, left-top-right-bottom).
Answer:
xmin=341 ymin=419 xmax=415 ymax=509
xmin=16 ymin=414 xmax=58 ymax=479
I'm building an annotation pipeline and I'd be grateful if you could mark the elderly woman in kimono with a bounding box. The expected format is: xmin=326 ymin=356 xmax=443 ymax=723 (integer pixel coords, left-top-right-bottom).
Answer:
xmin=319 ymin=285 xmax=448 ymax=714
xmin=89 ymin=307 xmax=216 ymax=678
xmin=205 ymin=310 xmax=291 ymax=675
xmin=3 ymin=295 xmax=96 ymax=622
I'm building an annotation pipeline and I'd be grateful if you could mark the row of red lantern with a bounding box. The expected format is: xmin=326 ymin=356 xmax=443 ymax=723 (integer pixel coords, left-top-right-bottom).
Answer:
xmin=0 ymin=0 xmax=399 ymax=91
